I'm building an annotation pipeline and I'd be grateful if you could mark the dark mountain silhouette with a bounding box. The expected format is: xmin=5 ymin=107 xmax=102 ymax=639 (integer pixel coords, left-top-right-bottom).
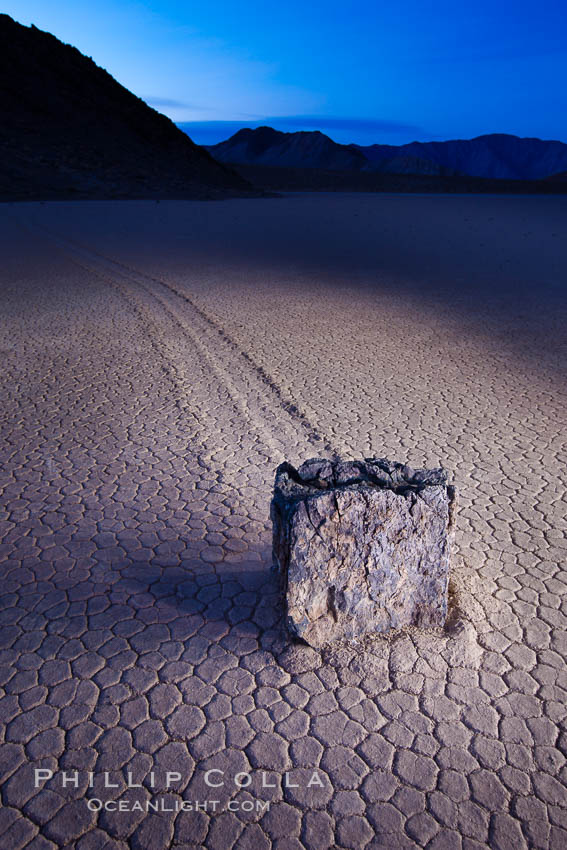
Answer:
xmin=354 ymin=134 xmax=567 ymax=180
xmin=366 ymin=154 xmax=457 ymax=176
xmin=546 ymin=171 xmax=567 ymax=182
xmin=206 ymin=126 xmax=567 ymax=181
xmin=0 ymin=14 xmax=257 ymax=200
xmin=228 ymin=164 xmax=567 ymax=195
xmin=206 ymin=127 xmax=369 ymax=171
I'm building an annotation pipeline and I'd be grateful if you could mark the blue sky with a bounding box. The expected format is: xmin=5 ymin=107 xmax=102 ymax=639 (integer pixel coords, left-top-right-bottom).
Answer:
xmin=6 ymin=0 xmax=567 ymax=146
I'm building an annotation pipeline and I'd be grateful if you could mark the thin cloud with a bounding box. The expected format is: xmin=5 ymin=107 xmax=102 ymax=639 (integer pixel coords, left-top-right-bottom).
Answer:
xmin=179 ymin=116 xmax=423 ymax=135
xmin=177 ymin=117 xmax=427 ymax=147
xmin=273 ymin=116 xmax=423 ymax=135
xmin=144 ymin=96 xmax=206 ymax=109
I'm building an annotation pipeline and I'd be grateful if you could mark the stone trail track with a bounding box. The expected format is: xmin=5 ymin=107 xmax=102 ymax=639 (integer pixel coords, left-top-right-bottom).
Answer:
xmin=0 ymin=196 xmax=566 ymax=850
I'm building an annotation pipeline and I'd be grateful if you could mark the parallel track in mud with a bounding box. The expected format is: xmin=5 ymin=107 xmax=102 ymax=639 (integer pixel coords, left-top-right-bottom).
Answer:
xmin=20 ymin=214 xmax=337 ymax=469
xmin=3 ymin=199 xmax=567 ymax=850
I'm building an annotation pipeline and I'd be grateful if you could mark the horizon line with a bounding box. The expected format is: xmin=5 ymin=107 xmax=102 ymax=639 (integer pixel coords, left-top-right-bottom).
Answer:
xmin=176 ymin=120 xmax=567 ymax=148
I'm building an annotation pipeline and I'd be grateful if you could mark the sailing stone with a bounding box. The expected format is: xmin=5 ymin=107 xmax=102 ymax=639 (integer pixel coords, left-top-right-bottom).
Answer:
xmin=271 ymin=458 xmax=457 ymax=647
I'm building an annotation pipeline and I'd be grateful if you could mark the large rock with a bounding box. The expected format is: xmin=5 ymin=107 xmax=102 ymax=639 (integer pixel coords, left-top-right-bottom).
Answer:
xmin=271 ymin=458 xmax=456 ymax=647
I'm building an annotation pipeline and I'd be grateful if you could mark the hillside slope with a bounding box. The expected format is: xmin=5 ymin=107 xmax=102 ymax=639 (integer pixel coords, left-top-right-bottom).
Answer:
xmin=0 ymin=14 xmax=257 ymax=200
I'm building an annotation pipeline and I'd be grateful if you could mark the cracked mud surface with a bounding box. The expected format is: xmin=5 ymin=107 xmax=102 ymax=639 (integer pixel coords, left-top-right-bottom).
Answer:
xmin=1 ymin=194 xmax=566 ymax=849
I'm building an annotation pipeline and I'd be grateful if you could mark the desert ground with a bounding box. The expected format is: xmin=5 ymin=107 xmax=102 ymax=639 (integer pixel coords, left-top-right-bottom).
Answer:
xmin=1 ymin=193 xmax=566 ymax=849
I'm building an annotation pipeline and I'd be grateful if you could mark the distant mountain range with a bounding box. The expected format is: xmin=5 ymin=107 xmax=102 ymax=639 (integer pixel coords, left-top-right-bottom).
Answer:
xmin=0 ymin=14 xmax=255 ymax=200
xmin=206 ymin=127 xmax=369 ymax=172
xmin=206 ymin=127 xmax=567 ymax=180
xmin=2 ymin=11 xmax=565 ymax=200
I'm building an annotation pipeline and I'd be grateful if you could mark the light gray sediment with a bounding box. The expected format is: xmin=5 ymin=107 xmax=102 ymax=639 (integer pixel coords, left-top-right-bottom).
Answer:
xmin=1 ymin=196 xmax=566 ymax=850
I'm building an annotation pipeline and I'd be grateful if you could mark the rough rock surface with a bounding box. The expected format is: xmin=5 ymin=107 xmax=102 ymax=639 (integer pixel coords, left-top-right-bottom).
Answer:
xmin=271 ymin=458 xmax=456 ymax=646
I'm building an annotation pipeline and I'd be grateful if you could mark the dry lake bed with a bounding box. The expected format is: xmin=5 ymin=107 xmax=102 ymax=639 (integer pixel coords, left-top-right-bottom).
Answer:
xmin=1 ymin=193 xmax=566 ymax=849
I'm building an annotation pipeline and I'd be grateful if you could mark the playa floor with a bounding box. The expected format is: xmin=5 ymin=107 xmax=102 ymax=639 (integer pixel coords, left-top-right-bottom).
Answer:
xmin=1 ymin=194 xmax=566 ymax=849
